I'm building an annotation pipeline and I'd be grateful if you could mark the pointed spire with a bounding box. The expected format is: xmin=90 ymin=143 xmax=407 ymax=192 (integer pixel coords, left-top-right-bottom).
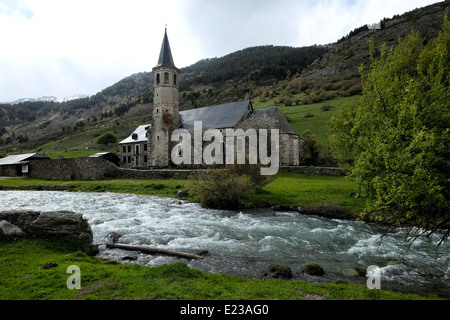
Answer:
xmin=155 ymin=28 xmax=176 ymax=68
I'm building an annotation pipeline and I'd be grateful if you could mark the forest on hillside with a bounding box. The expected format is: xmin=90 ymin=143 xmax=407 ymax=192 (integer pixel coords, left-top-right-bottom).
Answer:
xmin=180 ymin=45 xmax=329 ymax=90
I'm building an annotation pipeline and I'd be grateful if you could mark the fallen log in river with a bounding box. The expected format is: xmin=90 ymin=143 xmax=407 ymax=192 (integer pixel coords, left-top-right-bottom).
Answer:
xmin=106 ymin=243 xmax=204 ymax=260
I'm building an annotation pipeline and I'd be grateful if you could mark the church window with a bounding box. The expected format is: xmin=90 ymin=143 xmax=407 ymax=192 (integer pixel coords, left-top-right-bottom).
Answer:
xmin=164 ymin=72 xmax=169 ymax=84
xmin=156 ymin=73 xmax=160 ymax=85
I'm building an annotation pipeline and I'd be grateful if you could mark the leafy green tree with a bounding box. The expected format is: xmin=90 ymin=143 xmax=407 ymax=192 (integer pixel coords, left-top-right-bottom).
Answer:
xmin=96 ymin=132 xmax=118 ymax=146
xmin=329 ymin=14 xmax=450 ymax=249
xmin=302 ymin=130 xmax=320 ymax=165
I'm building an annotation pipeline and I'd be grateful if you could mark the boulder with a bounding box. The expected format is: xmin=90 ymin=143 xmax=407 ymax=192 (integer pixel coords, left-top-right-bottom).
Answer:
xmin=343 ymin=267 xmax=366 ymax=277
xmin=0 ymin=220 xmax=27 ymax=238
xmin=267 ymin=264 xmax=293 ymax=279
xmin=0 ymin=210 xmax=93 ymax=244
xmin=303 ymin=263 xmax=325 ymax=276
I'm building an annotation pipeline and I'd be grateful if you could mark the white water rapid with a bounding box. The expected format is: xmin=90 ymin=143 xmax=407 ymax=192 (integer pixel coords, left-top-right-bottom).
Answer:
xmin=1 ymin=191 xmax=448 ymax=297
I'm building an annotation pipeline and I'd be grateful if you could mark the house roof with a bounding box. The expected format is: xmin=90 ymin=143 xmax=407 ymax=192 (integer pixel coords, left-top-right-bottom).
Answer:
xmin=253 ymin=107 xmax=298 ymax=135
xmin=0 ymin=153 xmax=49 ymax=166
xmin=154 ymin=28 xmax=177 ymax=69
xmin=180 ymin=100 xmax=252 ymax=130
xmin=89 ymin=152 xmax=117 ymax=158
xmin=119 ymin=124 xmax=150 ymax=144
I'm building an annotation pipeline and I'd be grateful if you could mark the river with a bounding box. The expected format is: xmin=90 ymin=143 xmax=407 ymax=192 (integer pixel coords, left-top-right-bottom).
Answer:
xmin=0 ymin=191 xmax=448 ymax=298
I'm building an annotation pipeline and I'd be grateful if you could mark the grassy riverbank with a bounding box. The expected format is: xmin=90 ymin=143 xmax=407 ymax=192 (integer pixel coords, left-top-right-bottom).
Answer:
xmin=1 ymin=173 xmax=443 ymax=300
xmin=0 ymin=172 xmax=366 ymax=218
xmin=0 ymin=238 xmax=438 ymax=300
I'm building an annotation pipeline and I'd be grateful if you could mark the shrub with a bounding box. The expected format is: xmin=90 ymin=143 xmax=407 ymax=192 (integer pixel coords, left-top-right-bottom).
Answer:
xmin=226 ymin=163 xmax=276 ymax=189
xmin=321 ymin=104 xmax=332 ymax=111
xmin=302 ymin=130 xmax=320 ymax=165
xmin=187 ymin=169 xmax=254 ymax=210
xmin=96 ymin=132 xmax=118 ymax=145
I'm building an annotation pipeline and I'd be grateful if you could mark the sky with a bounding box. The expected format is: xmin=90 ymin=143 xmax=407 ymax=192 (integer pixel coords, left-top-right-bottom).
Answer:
xmin=0 ymin=0 xmax=443 ymax=102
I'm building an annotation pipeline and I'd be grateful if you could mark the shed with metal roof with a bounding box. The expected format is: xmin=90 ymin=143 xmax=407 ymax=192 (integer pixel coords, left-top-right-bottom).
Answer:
xmin=0 ymin=153 xmax=49 ymax=177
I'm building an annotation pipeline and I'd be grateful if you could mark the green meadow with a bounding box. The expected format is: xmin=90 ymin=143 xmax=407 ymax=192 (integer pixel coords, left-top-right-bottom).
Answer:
xmin=0 ymin=238 xmax=436 ymax=300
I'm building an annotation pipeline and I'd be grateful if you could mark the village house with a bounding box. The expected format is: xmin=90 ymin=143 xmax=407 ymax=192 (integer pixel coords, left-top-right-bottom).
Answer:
xmin=0 ymin=153 xmax=49 ymax=177
xmin=119 ymin=29 xmax=302 ymax=169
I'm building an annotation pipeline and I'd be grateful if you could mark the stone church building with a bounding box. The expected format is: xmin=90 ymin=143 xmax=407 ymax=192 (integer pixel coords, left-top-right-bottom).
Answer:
xmin=119 ymin=29 xmax=302 ymax=169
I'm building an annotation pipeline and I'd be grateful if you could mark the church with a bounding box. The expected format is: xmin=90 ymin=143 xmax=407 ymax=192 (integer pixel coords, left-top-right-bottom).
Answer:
xmin=119 ymin=29 xmax=302 ymax=169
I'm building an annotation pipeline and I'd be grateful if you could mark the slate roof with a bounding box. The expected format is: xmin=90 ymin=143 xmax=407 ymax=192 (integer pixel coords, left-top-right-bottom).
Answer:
xmin=154 ymin=29 xmax=177 ymax=69
xmin=253 ymin=107 xmax=298 ymax=135
xmin=180 ymin=100 xmax=252 ymax=130
xmin=119 ymin=124 xmax=150 ymax=144
xmin=0 ymin=153 xmax=49 ymax=166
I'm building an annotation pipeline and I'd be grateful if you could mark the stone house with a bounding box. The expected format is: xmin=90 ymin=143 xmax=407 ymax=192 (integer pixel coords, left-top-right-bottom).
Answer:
xmin=120 ymin=29 xmax=302 ymax=169
xmin=119 ymin=124 xmax=150 ymax=168
xmin=0 ymin=153 xmax=49 ymax=177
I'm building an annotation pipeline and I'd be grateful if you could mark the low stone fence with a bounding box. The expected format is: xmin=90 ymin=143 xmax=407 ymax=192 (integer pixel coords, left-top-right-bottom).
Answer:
xmin=115 ymin=167 xmax=204 ymax=180
xmin=279 ymin=166 xmax=345 ymax=175
xmin=20 ymin=157 xmax=344 ymax=181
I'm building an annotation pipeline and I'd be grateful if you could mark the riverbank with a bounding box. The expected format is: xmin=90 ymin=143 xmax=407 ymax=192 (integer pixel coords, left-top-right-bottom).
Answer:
xmin=0 ymin=177 xmax=447 ymax=300
xmin=0 ymin=237 xmax=441 ymax=300
xmin=0 ymin=172 xmax=365 ymax=221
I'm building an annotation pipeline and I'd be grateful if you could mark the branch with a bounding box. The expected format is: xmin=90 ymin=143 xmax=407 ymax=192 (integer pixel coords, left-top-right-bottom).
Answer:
xmin=106 ymin=243 xmax=205 ymax=260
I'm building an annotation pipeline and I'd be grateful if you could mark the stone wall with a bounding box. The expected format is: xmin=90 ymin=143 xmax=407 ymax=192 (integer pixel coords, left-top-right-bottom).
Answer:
xmin=279 ymin=166 xmax=345 ymax=175
xmin=115 ymin=167 xmax=204 ymax=180
xmin=29 ymin=157 xmax=118 ymax=180
xmin=0 ymin=164 xmax=19 ymax=177
xmin=18 ymin=156 xmax=344 ymax=181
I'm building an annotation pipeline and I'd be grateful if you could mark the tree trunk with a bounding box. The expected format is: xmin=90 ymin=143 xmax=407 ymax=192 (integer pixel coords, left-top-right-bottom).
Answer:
xmin=106 ymin=243 xmax=204 ymax=260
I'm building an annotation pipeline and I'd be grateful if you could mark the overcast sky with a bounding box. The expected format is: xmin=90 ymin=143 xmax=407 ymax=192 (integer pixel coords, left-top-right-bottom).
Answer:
xmin=0 ymin=0 xmax=442 ymax=102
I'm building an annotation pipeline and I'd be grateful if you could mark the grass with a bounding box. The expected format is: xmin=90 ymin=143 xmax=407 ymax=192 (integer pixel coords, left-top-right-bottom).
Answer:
xmin=253 ymin=92 xmax=361 ymax=153
xmin=0 ymin=173 xmax=445 ymax=300
xmin=0 ymin=238 xmax=437 ymax=300
xmin=255 ymin=172 xmax=365 ymax=214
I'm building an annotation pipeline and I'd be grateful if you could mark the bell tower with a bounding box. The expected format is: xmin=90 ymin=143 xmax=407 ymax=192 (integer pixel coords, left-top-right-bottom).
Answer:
xmin=148 ymin=28 xmax=181 ymax=167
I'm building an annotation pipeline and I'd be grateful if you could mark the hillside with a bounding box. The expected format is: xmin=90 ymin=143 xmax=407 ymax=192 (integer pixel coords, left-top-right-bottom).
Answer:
xmin=0 ymin=0 xmax=448 ymax=160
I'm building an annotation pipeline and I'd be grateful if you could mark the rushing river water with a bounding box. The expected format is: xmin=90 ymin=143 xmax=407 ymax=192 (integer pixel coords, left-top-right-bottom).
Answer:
xmin=1 ymin=191 xmax=449 ymax=297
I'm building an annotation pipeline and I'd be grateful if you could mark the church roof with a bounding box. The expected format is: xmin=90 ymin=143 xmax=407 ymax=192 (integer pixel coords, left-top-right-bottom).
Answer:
xmin=154 ymin=29 xmax=176 ymax=69
xmin=253 ymin=107 xmax=298 ymax=135
xmin=180 ymin=100 xmax=252 ymax=130
xmin=119 ymin=124 xmax=150 ymax=144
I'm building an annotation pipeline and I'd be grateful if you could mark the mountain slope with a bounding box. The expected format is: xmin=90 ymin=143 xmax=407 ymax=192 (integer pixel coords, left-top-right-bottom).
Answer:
xmin=302 ymin=0 xmax=449 ymax=83
xmin=0 ymin=0 xmax=448 ymax=158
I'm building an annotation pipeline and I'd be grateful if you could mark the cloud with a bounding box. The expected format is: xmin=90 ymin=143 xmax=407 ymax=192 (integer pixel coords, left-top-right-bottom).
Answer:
xmin=0 ymin=0 xmax=34 ymax=19
xmin=0 ymin=0 xmax=443 ymax=102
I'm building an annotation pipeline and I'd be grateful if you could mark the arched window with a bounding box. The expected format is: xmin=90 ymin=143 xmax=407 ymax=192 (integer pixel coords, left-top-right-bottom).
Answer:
xmin=156 ymin=73 xmax=160 ymax=85
xmin=164 ymin=72 xmax=169 ymax=84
